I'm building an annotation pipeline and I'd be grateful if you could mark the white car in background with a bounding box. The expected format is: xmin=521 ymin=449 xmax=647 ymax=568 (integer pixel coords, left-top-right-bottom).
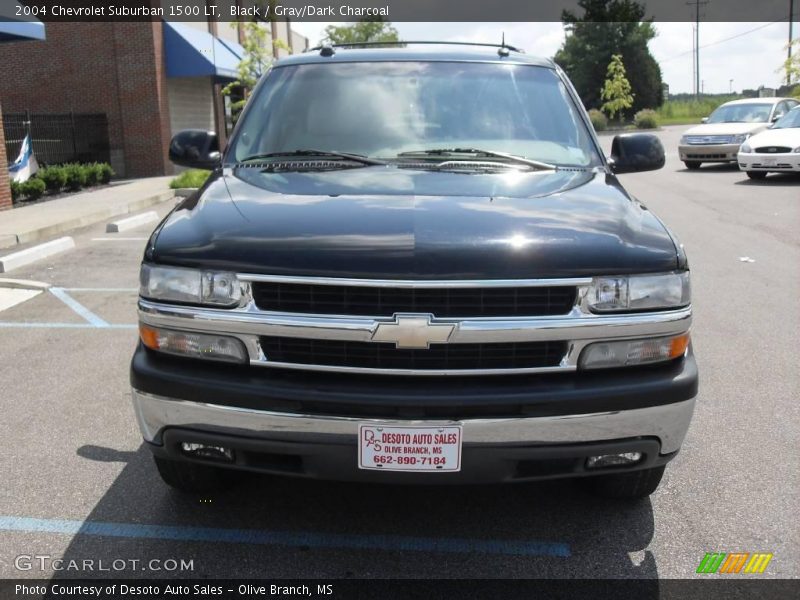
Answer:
xmin=738 ymin=106 xmax=800 ymax=179
xmin=678 ymin=97 xmax=799 ymax=169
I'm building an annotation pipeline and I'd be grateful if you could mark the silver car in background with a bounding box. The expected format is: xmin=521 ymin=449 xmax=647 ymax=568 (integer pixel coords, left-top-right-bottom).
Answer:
xmin=678 ymin=98 xmax=799 ymax=170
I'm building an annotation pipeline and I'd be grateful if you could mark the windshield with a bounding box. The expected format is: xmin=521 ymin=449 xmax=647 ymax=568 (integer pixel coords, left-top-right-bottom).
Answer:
xmin=707 ymin=103 xmax=773 ymax=124
xmin=772 ymin=107 xmax=800 ymax=128
xmin=230 ymin=61 xmax=601 ymax=168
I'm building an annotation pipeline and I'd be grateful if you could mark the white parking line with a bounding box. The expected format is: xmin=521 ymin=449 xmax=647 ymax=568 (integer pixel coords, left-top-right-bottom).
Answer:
xmin=91 ymin=237 xmax=148 ymax=242
xmin=49 ymin=287 xmax=109 ymax=327
xmin=0 ymin=288 xmax=41 ymax=312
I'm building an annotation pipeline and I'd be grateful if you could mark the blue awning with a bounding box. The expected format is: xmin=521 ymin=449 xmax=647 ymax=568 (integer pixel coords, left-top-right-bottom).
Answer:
xmin=163 ymin=21 xmax=242 ymax=80
xmin=0 ymin=2 xmax=46 ymax=43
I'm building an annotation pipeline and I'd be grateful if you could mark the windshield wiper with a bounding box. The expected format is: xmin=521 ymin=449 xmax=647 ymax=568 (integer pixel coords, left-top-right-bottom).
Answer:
xmin=396 ymin=148 xmax=557 ymax=170
xmin=238 ymin=149 xmax=386 ymax=166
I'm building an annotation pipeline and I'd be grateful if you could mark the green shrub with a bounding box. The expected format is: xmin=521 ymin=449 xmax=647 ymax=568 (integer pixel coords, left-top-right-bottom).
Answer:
xmin=588 ymin=108 xmax=608 ymax=132
xmin=84 ymin=162 xmax=103 ymax=186
xmin=10 ymin=180 xmax=22 ymax=202
xmin=63 ymin=163 xmax=87 ymax=191
xmin=20 ymin=177 xmax=46 ymax=201
xmin=39 ymin=166 xmax=68 ymax=193
xmin=170 ymin=169 xmax=211 ymax=189
xmin=791 ymin=85 xmax=800 ymax=100
xmin=634 ymin=109 xmax=659 ymax=129
xmin=98 ymin=162 xmax=114 ymax=184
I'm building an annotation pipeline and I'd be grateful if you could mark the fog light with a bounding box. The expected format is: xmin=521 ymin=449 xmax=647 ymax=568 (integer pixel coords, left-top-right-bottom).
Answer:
xmin=586 ymin=452 xmax=643 ymax=469
xmin=181 ymin=442 xmax=234 ymax=462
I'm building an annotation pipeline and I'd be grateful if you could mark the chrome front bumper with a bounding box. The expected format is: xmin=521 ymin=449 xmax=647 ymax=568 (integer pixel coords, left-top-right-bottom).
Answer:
xmin=132 ymin=389 xmax=696 ymax=455
xmin=679 ymin=143 xmax=741 ymax=161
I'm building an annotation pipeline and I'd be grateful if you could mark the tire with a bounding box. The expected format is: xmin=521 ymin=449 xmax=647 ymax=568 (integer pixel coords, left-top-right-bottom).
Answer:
xmin=684 ymin=161 xmax=701 ymax=170
xmin=584 ymin=465 xmax=666 ymax=500
xmin=153 ymin=456 xmax=234 ymax=493
xmin=746 ymin=171 xmax=767 ymax=180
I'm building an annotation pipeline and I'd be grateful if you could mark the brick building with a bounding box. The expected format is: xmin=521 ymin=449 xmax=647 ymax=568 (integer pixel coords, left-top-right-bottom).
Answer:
xmin=0 ymin=18 xmax=308 ymax=184
xmin=0 ymin=10 xmax=46 ymax=211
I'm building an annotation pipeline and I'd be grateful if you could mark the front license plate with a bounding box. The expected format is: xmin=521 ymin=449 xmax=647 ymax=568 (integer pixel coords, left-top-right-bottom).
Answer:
xmin=358 ymin=424 xmax=462 ymax=472
xmin=762 ymin=157 xmax=777 ymax=166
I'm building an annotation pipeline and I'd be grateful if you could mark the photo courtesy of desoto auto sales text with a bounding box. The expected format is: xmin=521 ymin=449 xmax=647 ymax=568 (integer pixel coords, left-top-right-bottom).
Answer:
xmin=0 ymin=0 xmax=797 ymax=598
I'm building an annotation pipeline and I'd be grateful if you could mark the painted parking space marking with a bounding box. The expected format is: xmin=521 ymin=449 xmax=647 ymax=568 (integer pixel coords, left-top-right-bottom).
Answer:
xmin=91 ymin=237 xmax=148 ymax=242
xmin=0 ymin=322 xmax=136 ymax=329
xmin=0 ymin=288 xmax=41 ymax=312
xmin=0 ymin=516 xmax=571 ymax=558
xmin=49 ymin=287 xmax=109 ymax=327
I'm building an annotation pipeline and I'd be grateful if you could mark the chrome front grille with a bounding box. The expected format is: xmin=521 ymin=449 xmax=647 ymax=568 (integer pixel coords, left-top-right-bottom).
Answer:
xmin=138 ymin=274 xmax=693 ymax=376
xmin=684 ymin=135 xmax=734 ymax=145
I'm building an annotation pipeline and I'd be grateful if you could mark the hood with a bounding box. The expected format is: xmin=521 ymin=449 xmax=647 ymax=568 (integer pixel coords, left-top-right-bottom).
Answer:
xmin=150 ymin=166 xmax=679 ymax=279
xmin=745 ymin=127 xmax=800 ymax=148
xmin=683 ymin=122 xmax=769 ymax=136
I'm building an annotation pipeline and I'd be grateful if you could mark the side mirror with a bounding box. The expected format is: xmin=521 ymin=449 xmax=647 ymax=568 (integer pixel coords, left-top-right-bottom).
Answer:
xmin=771 ymin=115 xmax=781 ymax=123
xmin=609 ymin=133 xmax=665 ymax=174
xmin=700 ymin=117 xmax=708 ymax=123
xmin=169 ymin=130 xmax=221 ymax=169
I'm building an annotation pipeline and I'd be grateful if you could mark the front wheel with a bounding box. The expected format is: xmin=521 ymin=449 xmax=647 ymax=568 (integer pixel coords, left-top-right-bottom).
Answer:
xmin=583 ymin=465 xmax=666 ymax=500
xmin=684 ymin=161 xmax=701 ymax=170
xmin=746 ymin=171 xmax=767 ymax=180
xmin=153 ymin=456 xmax=235 ymax=493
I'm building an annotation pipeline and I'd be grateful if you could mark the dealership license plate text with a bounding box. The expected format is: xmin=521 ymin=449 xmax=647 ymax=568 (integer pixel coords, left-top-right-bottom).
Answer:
xmin=358 ymin=425 xmax=462 ymax=472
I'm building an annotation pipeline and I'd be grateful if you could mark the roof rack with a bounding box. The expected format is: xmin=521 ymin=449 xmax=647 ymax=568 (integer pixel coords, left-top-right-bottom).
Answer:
xmin=305 ymin=40 xmax=525 ymax=55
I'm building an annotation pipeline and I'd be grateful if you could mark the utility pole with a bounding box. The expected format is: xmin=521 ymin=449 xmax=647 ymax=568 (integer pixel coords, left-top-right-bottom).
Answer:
xmin=729 ymin=78 xmax=733 ymax=93
xmin=789 ymin=0 xmax=795 ymax=85
xmin=687 ymin=0 xmax=710 ymax=98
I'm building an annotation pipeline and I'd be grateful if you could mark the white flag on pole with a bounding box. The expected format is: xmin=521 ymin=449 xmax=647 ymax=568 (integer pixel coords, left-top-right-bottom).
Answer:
xmin=8 ymin=133 xmax=39 ymax=183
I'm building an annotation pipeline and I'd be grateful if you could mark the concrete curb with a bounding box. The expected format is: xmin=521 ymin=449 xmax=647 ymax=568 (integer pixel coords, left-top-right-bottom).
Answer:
xmin=0 ymin=278 xmax=52 ymax=290
xmin=174 ymin=188 xmax=196 ymax=198
xmin=106 ymin=211 xmax=159 ymax=233
xmin=9 ymin=191 xmax=175 ymax=248
xmin=0 ymin=237 xmax=76 ymax=273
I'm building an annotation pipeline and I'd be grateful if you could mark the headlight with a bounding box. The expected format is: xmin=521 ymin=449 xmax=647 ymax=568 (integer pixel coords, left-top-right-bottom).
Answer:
xmin=139 ymin=264 xmax=241 ymax=307
xmin=579 ymin=333 xmax=690 ymax=370
xmin=740 ymin=142 xmax=753 ymax=153
xmin=680 ymin=135 xmax=689 ymax=144
xmin=793 ymin=146 xmax=800 ymax=153
xmin=139 ymin=324 xmax=248 ymax=363
xmin=588 ymin=272 xmax=690 ymax=312
xmin=732 ymin=133 xmax=749 ymax=144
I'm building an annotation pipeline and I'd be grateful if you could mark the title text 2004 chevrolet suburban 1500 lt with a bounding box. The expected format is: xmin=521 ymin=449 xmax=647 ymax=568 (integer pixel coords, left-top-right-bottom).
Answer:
xmin=130 ymin=43 xmax=698 ymax=500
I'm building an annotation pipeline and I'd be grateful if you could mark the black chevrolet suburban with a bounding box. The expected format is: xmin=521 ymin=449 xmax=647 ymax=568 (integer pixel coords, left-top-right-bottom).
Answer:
xmin=131 ymin=43 xmax=697 ymax=499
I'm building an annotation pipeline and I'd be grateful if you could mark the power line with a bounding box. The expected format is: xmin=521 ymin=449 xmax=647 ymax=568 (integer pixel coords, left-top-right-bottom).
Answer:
xmin=660 ymin=20 xmax=788 ymax=63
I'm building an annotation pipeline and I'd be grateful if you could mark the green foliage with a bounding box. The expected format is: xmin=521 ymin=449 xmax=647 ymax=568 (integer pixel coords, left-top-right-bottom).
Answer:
xmin=321 ymin=19 xmax=399 ymax=45
xmin=588 ymin=108 xmax=608 ymax=131
xmin=97 ymin=163 xmax=114 ymax=184
xmin=601 ymin=55 xmax=634 ymax=121
xmin=778 ymin=39 xmax=800 ymax=86
xmin=555 ymin=1 xmax=663 ymax=115
xmin=10 ymin=180 xmax=22 ymax=202
xmin=170 ymin=169 xmax=211 ymax=189
xmin=633 ymin=109 xmax=659 ymax=129
xmin=63 ymin=163 xmax=88 ymax=191
xmin=656 ymin=96 xmax=738 ymax=124
xmin=20 ymin=177 xmax=46 ymax=201
xmin=791 ymin=85 xmax=800 ymax=100
xmin=221 ymin=22 xmax=286 ymax=119
xmin=39 ymin=166 xmax=68 ymax=193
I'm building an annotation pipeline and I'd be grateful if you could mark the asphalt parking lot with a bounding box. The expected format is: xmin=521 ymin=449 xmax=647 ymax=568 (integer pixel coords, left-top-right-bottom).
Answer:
xmin=0 ymin=125 xmax=797 ymax=580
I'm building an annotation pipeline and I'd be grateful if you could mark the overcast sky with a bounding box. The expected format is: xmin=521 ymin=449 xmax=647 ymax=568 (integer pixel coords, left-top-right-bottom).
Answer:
xmin=291 ymin=22 xmax=799 ymax=95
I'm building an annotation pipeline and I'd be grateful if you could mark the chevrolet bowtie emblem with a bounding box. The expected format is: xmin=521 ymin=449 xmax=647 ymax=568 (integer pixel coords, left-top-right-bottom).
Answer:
xmin=371 ymin=314 xmax=456 ymax=349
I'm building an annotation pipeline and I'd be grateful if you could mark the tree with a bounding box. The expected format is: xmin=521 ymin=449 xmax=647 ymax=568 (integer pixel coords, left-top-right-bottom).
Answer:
xmin=320 ymin=19 xmax=399 ymax=45
xmin=221 ymin=21 xmax=287 ymax=117
xmin=601 ymin=55 xmax=634 ymax=120
xmin=554 ymin=0 xmax=663 ymax=114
